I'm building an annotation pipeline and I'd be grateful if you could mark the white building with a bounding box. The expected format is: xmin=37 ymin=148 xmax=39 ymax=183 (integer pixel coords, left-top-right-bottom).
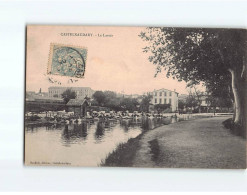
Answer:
xmin=148 ymin=88 xmax=179 ymax=112
xmin=48 ymin=87 xmax=94 ymax=99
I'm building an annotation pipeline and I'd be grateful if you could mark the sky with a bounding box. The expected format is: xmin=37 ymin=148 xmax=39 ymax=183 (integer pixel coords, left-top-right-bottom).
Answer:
xmin=26 ymin=25 xmax=202 ymax=95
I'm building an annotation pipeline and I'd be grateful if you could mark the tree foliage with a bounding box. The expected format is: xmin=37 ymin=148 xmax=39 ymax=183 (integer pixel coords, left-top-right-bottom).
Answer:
xmin=139 ymin=28 xmax=245 ymax=99
xmin=140 ymin=27 xmax=247 ymax=136
xmin=154 ymin=104 xmax=170 ymax=113
xmin=92 ymin=91 xmax=141 ymax=111
xmin=140 ymin=94 xmax=153 ymax=112
xmin=93 ymin=91 xmax=106 ymax=106
xmin=120 ymin=98 xmax=139 ymax=112
xmin=178 ymin=99 xmax=185 ymax=110
xmin=61 ymin=89 xmax=76 ymax=104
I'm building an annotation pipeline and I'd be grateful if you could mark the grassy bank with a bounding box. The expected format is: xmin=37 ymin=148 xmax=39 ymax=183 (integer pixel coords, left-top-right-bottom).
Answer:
xmin=101 ymin=115 xmax=221 ymax=167
xmin=101 ymin=118 xmax=170 ymax=167
xmin=101 ymin=133 xmax=144 ymax=167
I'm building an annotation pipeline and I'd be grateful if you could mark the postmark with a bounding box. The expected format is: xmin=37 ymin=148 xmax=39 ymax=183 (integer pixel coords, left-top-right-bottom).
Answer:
xmin=47 ymin=43 xmax=87 ymax=78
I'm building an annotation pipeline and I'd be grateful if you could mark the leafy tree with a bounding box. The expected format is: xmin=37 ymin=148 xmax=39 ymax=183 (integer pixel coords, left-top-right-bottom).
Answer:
xmin=61 ymin=89 xmax=76 ymax=104
xmin=140 ymin=94 xmax=153 ymax=112
xmin=206 ymin=95 xmax=233 ymax=112
xmin=93 ymin=91 xmax=106 ymax=106
xmin=154 ymin=104 xmax=170 ymax=113
xmin=185 ymin=93 xmax=198 ymax=109
xmin=120 ymin=98 xmax=138 ymax=112
xmin=191 ymin=87 xmax=205 ymax=113
xmin=178 ymin=99 xmax=185 ymax=110
xmin=104 ymin=91 xmax=117 ymax=100
xmin=140 ymin=28 xmax=246 ymax=136
xmin=104 ymin=91 xmax=121 ymax=110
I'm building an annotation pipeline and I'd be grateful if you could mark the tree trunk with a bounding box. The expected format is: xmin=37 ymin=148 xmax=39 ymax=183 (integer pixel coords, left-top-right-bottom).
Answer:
xmin=228 ymin=69 xmax=242 ymax=124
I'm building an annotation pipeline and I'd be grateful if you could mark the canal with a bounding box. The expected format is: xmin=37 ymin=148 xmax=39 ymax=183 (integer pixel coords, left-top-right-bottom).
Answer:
xmin=25 ymin=117 xmax=178 ymax=166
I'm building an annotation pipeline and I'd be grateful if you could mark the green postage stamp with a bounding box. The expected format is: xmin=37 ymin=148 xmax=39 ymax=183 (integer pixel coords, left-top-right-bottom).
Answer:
xmin=47 ymin=43 xmax=87 ymax=78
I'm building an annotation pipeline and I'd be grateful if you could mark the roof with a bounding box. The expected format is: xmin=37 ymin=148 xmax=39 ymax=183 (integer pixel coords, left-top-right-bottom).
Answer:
xmin=48 ymin=86 xmax=92 ymax=90
xmin=152 ymin=88 xmax=179 ymax=94
xmin=66 ymin=99 xmax=90 ymax=106
xmin=26 ymin=94 xmax=63 ymax=102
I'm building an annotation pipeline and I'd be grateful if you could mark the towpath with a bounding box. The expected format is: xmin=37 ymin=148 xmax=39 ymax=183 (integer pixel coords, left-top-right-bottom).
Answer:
xmin=133 ymin=116 xmax=246 ymax=169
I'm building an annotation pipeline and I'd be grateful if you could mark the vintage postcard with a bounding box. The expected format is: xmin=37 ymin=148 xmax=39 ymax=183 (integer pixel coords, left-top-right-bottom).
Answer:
xmin=25 ymin=25 xmax=246 ymax=168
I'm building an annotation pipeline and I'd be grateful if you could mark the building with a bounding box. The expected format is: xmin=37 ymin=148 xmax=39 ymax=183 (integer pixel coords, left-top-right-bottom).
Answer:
xmin=148 ymin=88 xmax=179 ymax=112
xmin=200 ymin=95 xmax=209 ymax=107
xmin=48 ymin=87 xmax=94 ymax=99
xmin=26 ymin=90 xmax=48 ymax=99
xmin=66 ymin=99 xmax=90 ymax=117
xmin=26 ymin=91 xmax=36 ymax=99
xmin=25 ymin=95 xmax=65 ymax=112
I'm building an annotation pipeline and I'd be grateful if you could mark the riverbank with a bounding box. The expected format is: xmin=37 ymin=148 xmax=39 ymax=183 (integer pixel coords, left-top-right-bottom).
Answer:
xmin=101 ymin=133 xmax=144 ymax=167
xmin=101 ymin=114 xmax=203 ymax=167
xmin=102 ymin=116 xmax=246 ymax=168
xmin=133 ymin=116 xmax=245 ymax=168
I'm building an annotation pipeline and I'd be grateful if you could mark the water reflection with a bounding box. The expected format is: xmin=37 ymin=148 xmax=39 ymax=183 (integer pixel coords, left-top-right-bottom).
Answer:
xmin=95 ymin=122 xmax=105 ymax=141
xmin=25 ymin=115 xmax=182 ymax=166
xmin=120 ymin=119 xmax=130 ymax=131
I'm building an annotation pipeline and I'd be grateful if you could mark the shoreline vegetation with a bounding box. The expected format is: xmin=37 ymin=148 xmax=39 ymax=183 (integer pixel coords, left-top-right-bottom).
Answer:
xmin=101 ymin=133 xmax=144 ymax=167
xmin=101 ymin=115 xmax=235 ymax=167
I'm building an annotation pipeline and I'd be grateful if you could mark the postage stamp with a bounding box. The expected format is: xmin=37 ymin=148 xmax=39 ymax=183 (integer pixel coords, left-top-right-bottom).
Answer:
xmin=47 ymin=43 xmax=87 ymax=78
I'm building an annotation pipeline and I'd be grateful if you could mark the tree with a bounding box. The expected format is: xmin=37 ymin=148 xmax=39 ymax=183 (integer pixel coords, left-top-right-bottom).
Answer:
xmin=104 ymin=91 xmax=121 ymax=110
xmin=190 ymin=87 xmax=205 ymax=113
xmin=140 ymin=28 xmax=246 ymax=136
xmin=120 ymin=98 xmax=139 ymax=112
xmin=140 ymin=94 xmax=153 ymax=112
xmin=178 ymin=99 xmax=185 ymax=110
xmin=206 ymin=94 xmax=233 ymax=112
xmin=92 ymin=91 xmax=106 ymax=106
xmin=154 ymin=104 xmax=170 ymax=113
xmin=185 ymin=93 xmax=198 ymax=110
xmin=61 ymin=89 xmax=76 ymax=104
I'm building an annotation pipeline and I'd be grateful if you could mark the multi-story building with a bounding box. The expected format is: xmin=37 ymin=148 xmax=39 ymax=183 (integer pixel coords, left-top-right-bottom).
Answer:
xmin=148 ymin=88 xmax=179 ymax=112
xmin=48 ymin=87 xmax=94 ymax=99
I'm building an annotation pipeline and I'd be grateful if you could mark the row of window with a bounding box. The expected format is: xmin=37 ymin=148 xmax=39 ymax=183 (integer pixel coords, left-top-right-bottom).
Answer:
xmin=154 ymin=91 xmax=172 ymax=96
xmin=154 ymin=98 xmax=172 ymax=104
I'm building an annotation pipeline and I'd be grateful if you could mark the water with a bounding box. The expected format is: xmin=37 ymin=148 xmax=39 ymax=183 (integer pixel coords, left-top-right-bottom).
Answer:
xmin=25 ymin=116 xmax=179 ymax=166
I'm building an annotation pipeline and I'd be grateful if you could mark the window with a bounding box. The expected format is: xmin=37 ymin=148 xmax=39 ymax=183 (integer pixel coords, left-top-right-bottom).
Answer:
xmin=155 ymin=92 xmax=157 ymax=96
xmin=164 ymin=92 xmax=167 ymax=96
xmin=155 ymin=98 xmax=157 ymax=104
xmin=169 ymin=98 xmax=172 ymax=104
xmin=159 ymin=99 xmax=162 ymax=104
xmin=164 ymin=99 xmax=167 ymax=104
xmin=159 ymin=92 xmax=162 ymax=96
xmin=169 ymin=92 xmax=172 ymax=96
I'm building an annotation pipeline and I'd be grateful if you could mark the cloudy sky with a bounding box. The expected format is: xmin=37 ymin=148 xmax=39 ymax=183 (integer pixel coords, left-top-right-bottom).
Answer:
xmin=26 ymin=25 xmax=199 ymax=95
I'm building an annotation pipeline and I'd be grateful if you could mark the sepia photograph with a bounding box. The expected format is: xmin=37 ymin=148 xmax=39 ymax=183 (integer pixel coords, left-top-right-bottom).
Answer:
xmin=25 ymin=25 xmax=246 ymax=168
xmin=2 ymin=0 xmax=247 ymax=193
